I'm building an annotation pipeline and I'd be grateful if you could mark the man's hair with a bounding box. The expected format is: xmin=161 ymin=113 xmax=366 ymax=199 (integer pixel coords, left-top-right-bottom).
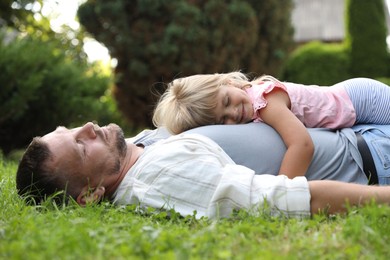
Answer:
xmin=16 ymin=137 xmax=74 ymax=204
xmin=152 ymin=71 xmax=251 ymax=134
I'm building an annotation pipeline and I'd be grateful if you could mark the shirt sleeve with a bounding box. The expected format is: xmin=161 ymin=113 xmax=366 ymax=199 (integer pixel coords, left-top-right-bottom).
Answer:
xmin=210 ymin=164 xmax=311 ymax=218
xmin=245 ymin=81 xmax=288 ymax=122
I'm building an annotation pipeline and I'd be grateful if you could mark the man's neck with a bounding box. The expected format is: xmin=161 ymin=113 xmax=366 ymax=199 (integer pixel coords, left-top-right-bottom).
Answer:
xmin=105 ymin=141 xmax=144 ymax=197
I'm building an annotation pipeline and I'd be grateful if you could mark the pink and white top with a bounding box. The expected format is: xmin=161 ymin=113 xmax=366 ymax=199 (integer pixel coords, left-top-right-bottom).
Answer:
xmin=245 ymin=81 xmax=356 ymax=128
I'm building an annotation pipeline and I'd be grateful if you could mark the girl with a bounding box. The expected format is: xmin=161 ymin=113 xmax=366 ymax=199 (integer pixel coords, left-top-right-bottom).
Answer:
xmin=152 ymin=72 xmax=390 ymax=179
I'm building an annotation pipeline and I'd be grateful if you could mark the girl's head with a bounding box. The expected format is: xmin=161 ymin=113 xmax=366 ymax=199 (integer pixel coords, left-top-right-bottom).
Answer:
xmin=153 ymin=72 xmax=251 ymax=134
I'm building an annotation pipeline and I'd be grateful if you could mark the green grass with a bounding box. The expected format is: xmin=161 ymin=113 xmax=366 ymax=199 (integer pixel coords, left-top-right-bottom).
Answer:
xmin=2 ymin=157 xmax=390 ymax=259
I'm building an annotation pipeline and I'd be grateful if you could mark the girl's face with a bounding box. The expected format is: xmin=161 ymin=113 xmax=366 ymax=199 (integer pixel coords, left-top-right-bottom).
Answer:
xmin=213 ymin=85 xmax=254 ymax=124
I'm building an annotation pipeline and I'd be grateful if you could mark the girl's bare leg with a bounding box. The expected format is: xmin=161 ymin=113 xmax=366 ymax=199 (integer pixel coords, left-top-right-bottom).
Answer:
xmin=309 ymin=180 xmax=390 ymax=215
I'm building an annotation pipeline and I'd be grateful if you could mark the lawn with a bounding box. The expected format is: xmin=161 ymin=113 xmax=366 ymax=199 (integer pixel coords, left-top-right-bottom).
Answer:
xmin=1 ymin=157 xmax=390 ymax=259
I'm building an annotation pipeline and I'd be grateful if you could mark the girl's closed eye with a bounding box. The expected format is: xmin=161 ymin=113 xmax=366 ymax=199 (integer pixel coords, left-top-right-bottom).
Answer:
xmin=225 ymin=95 xmax=230 ymax=107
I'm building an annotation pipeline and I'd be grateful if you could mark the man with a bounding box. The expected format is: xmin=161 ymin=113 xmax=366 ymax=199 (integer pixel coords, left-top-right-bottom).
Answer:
xmin=134 ymin=123 xmax=390 ymax=185
xmin=16 ymin=122 xmax=390 ymax=219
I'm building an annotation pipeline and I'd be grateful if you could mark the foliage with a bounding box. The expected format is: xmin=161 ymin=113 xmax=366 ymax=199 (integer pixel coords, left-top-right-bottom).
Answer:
xmin=0 ymin=1 xmax=137 ymax=154
xmin=2 ymin=158 xmax=390 ymax=258
xmin=281 ymin=41 xmax=351 ymax=85
xmin=0 ymin=35 xmax=121 ymax=154
xmin=345 ymin=0 xmax=389 ymax=77
xmin=0 ymin=0 xmax=37 ymax=29
xmin=77 ymin=0 xmax=294 ymax=128
xmin=281 ymin=0 xmax=390 ymax=83
xmin=0 ymin=0 xmax=88 ymax=62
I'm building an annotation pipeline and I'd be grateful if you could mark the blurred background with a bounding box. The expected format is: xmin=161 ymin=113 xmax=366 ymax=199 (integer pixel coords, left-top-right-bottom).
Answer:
xmin=1 ymin=0 xmax=390 ymax=157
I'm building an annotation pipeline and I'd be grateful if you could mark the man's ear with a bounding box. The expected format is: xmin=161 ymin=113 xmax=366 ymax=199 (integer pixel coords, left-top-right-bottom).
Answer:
xmin=77 ymin=186 xmax=106 ymax=206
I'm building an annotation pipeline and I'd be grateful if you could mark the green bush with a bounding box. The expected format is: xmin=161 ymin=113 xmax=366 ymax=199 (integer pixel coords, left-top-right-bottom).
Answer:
xmin=345 ymin=0 xmax=389 ymax=77
xmin=281 ymin=41 xmax=351 ymax=85
xmin=281 ymin=0 xmax=390 ymax=83
xmin=0 ymin=35 xmax=122 ymax=154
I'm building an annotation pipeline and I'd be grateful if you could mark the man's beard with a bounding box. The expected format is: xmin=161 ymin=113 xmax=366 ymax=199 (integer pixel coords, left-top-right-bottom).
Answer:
xmin=115 ymin=126 xmax=127 ymax=158
xmin=109 ymin=124 xmax=127 ymax=175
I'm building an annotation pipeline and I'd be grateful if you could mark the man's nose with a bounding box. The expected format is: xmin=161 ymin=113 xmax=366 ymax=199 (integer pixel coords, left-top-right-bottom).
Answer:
xmin=77 ymin=122 xmax=97 ymax=139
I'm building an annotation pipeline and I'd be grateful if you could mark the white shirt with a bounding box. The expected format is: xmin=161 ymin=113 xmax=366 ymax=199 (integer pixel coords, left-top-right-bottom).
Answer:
xmin=114 ymin=134 xmax=311 ymax=219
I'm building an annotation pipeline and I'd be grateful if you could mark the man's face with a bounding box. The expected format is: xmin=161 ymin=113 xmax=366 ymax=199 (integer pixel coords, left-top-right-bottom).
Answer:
xmin=41 ymin=122 xmax=127 ymax=188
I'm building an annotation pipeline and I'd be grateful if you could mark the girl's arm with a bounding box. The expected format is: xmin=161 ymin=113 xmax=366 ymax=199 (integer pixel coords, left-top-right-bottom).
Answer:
xmin=258 ymin=89 xmax=314 ymax=178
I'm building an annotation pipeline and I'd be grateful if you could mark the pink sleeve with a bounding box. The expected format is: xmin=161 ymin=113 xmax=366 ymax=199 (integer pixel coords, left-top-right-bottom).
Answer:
xmin=245 ymin=81 xmax=287 ymax=122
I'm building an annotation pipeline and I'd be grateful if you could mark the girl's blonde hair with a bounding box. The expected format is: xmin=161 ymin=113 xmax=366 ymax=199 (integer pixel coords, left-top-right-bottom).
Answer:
xmin=152 ymin=71 xmax=280 ymax=134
